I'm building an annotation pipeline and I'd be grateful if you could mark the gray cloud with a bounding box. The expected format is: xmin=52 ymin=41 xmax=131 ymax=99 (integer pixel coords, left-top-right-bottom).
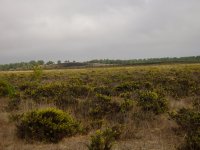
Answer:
xmin=0 ymin=0 xmax=200 ymax=63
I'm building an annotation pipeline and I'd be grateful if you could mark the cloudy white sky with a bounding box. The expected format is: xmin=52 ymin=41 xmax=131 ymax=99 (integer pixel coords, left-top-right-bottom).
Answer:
xmin=0 ymin=0 xmax=200 ymax=63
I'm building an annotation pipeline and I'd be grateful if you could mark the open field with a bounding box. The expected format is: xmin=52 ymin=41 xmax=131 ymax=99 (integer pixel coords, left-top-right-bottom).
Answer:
xmin=0 ymin=64 xmax=200 ymax=150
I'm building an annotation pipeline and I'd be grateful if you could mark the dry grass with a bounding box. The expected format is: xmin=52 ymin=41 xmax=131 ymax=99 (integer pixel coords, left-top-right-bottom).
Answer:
xmin=0 ymin=97 xmax=182 ymax=150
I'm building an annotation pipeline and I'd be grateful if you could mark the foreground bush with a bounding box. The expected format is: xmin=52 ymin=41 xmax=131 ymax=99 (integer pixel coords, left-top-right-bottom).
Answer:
xmin=138 ymin=91 xmax=168 ymax=114
xmin=170 ymin=108 xmax=200 ymax=150
xmin=87 ymin=127 xmax=121 ymax=150
xmin=16 ymin=108 xmax=81 ymax=143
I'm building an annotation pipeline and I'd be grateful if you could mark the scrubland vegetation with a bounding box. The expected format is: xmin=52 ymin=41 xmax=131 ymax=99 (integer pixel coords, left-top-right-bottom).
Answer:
xmin=0 ymin=63 xmax=200 ymax=150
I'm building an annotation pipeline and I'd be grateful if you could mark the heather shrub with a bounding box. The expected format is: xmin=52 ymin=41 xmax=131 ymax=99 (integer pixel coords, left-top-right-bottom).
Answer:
xmin=0 ymin=80 xmax=15 ymax=97
xmin=138 ymin=91 xmax=168 ymax=114
xmin=115 ymin=82 xmax=139 ymax=93
xmin=29 ymin=82 xmax=91 ymax=99
xmin=6 ymin=92 xmax=21 ymax=111
xmin=119 ymin=92 xmax=132 ymax=99
xmin=193 ymin=97 xmax=200 ymax=111
xmin=16 ymin=108 xmax=81 ymax=143
xmin=90 ymin=119 xmax=104 ymax=129
xmin=170 ymin=108 xmax=200 ymax=150
xmin=87 ymin=127 xmax=122 ymax=150
xmin=67 ymin=84 xmax=91 ymax=98
xmin=120 ymin=99 xmax=134 ymax=113
xmin=31 ymin=65 xmax=43 ymax=80
xmin=89 ymin=94 xmax=120 ymax=119
xmin=93 ymin=86 xmax=112 ymax=96
xmin=27 ymin=83 xmax=67 ymax=99
xmin=143 ymin=81 xmax=153 ymax=90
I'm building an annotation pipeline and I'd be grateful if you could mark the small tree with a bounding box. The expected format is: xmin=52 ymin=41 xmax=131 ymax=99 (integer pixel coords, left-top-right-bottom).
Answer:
xmin=57 ymin=60 xmax=62 ymax=64
xmin=46 ymin=61 xmax=54 ymax=65
xmin=32 ymin=65 xmax=43 ymax=81
xmin=37 ymin=60 xmax=45 ymax=65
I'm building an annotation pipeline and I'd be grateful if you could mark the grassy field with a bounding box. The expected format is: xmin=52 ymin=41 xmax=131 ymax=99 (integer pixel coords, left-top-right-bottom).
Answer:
xmin=0 ymin=63 xmax=200 ymax=150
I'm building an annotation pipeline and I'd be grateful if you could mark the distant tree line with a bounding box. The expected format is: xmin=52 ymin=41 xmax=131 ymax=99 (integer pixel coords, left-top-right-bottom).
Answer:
xmin=0 ymin=60 xmax=50 ymax=71
xmin=0 ymin=56 xmax=200 ymax=71
xmin=0 ymin=60 xmax=73 ymax=71
xmin=88 ymin=56 xmax=200 ymax=65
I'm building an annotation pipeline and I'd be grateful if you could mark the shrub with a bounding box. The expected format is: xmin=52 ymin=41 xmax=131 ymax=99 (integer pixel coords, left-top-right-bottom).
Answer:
xmin=19 ymin=81 xmax=39 ymax=91
xmin=32 ymin=65 xmax=43 ymax=80
xmin=87 ymin=127 xmax=121 ymax=150
xmin=20 ymin=81 xmax=40 ymax=98
xmin=0 ymin=80 xmax=15 ymax=97
xmin=55 ymin=96 xmax=78 ymax=110
xmin=90 ymin=119 xmax=104 ymax=129
xmin=119 ymin=92 xmax=132 ymax=99
xmin=68 ymin=84 xmax=91 ymax=98
xmin=138 ymin=91 xmax=168 ymax=114
xmin=6 ymin=92 xmax=21 ymax=111
xmin=93 ymin=86 xmax=112 ymax=96
xmin=143 ymin=81 xmax=153 ymax=90
xmin=89 ymin=94 xmax=120 ymax=119
xmin=115 ymin=82 xmax=139 ymax=93
xmin=120 ymin=99 xmax=134 ymax=113
xmin=193 ymin=97 xmax=200 ymax=111
xmin=16 ymin=108 xmax=81 ymax=143
xmin=170 ymin=108 xmax=200 ymax=150
xmin=29 ymin=82 xmax=91 ymax=100
xmin=28 ymin=83 xmax=66 ymax=99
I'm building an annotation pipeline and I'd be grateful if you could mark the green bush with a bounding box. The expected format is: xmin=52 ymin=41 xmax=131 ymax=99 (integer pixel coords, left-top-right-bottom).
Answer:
xmin=55 ymin=96 xmax=78 ymax=110
xmin=89 ymin=94 xmax=120 ymax=119
xmin=93 ymin=86 xmax=112 ymax=96
xmin=170 ymin=108 xmax=200 ymax=150
xmin=138 ymin=91 xmax=168 ymax=114
xmin=0 ymin=80 xmax=15 ymax=97
xmin=32 ymin=65 xmax=43 ymax=80
xmin=27 ymin=83 xmax=67 ymax=99
xmin=6 ymin=92 xmax=21 ymax=111
xmin=27 ymin=83 xmax=91 ymax=100
xmin=87 ymin=127 xmax=121 ymax=150
xmin=19 ymin=81 xmax=39 ymax=91
xmin=16 ymin=108 xmax=81 ymax=143
xmin=120 ymin=99 xmax=134 ymax=113
xmin=115 ymin=82 xmax=139 ymax=93
xmin=193 ymin=97 xmax=200 ymax=111
xmin=67 ymin=84 xmax=91 ymax=98
xmin=89 ymin=119 xmax=104 ymax=129
xmin=143 ymin=81 xmax=153 ymax=90
xmin=119 ymin=92 xmax=132 ymax=99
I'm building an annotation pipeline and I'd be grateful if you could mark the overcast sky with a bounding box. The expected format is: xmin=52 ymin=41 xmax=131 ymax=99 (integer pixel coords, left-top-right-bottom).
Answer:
xmin=0 ymin=0 xmax=200 ymax=63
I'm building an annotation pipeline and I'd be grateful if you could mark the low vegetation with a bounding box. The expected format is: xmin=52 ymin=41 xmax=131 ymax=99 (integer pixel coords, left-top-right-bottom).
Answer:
xmin=170 ymin=108 xmax=200 ymax=150
xmin=87 ymin=127 xmax=121 ymax=150
xmin=16 ymin=108 xmax=81 ymax=143
xmin=0 ymin=63 xmax=200 ymax=149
